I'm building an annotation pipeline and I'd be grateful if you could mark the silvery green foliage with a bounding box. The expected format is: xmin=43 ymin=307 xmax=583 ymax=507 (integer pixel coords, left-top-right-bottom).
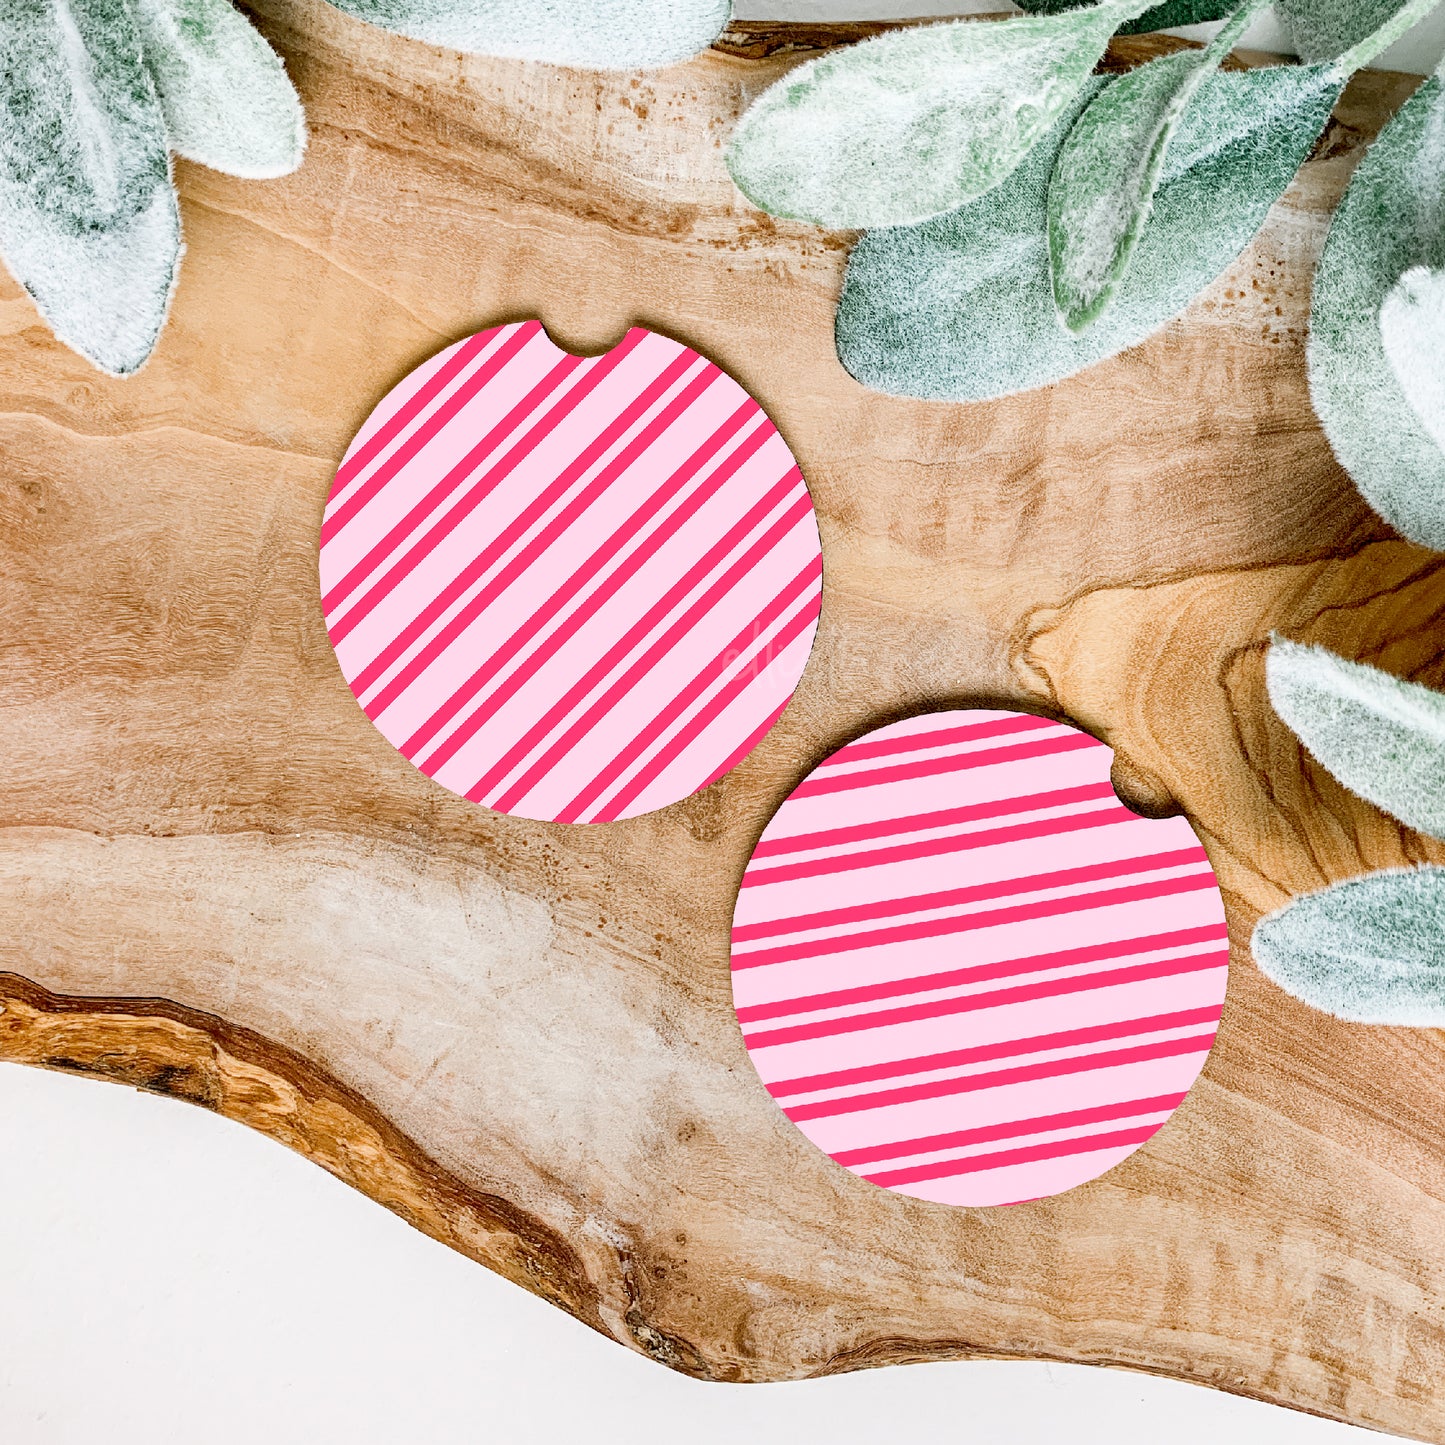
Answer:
xmin=1310 ymin=75 xmax=1445 ymax=550
xmin=129 ymin=0 xmax=304 ymax=179
xmin=1015 ymin=0 xmax=1235 ymax=33
xmin=1267 ymin=638 xmax=1445 ymax=840
xmin=1381 ymin=266 xmax=1445 ymax=453
xmin=1253 ymin=867 xmax=1445 ymax=1024
xmin=725 ymin=0 xmax=1152 ymax=230
xmin=837 ymin=64 xmax=1341 ymax=402
xmin=1275 ymin=0 xmax=1413 ymax=61
xmin=325 ymin=0 xmax=732 ymax=68
xmin=0 ymin=0 xmax=180 ymax=375
xmin=1048 ymin=0 xmax=1267 ymax=331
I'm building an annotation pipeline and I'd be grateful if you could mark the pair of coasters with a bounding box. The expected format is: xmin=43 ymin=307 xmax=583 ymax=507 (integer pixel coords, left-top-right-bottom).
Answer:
xmin=319 ymin=323 xmax=1228 ymax=1207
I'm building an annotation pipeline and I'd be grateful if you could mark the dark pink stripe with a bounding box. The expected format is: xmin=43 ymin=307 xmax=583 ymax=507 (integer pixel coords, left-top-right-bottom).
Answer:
xmin=750 ymin=955 xmax=1229 ymax=1050
xmin=358 ymin=351 xmax=707 ymax=718
xmin=330 ymin=329 xmax=498 ymax=494
xmin=557 ymin=560 xmax=821 ymax=822
xmin=832 ymin=1093 xmax=1189 ymax=1168
xmin=484 ymin=482 xmax=811 ymax=810
xmin=731 ymin=847 xmax=1209 ymax=944
xmin=863 ymin=1124 xmax=1164 ymax=1188
xmin=761 ymin=1004 xmax=1224 ymax=1093
xmin=786 ymin=731 xmax=1102 ymax=798
xmin=732 ymin=873 xmax=1223 ymax=970
xmin=748 ymin=782 xmax=1119 ymax=860
xmin=697 ymin=697 xmax=790 ymax=793
xmin=734 ymin=923 xmax=1232 ymax=1023
xmin=325 ymin=330 xmax=649 ymax=622
xmin=325 ymin=350 xmax=588 ymax=633
xmin=588 ymin=585 xmax=821 ymax=822
xmin=818 ymin=714 xmax=1056 ymax=769
xmin=420 ymin=403 xmax=768 ymax=775
xmin=740 ymin=804 xmax=1139 ymax=889
xmin=783 ymin=1033 xmax=1216 ymax=1123
xmin=321 ymin=322 xmax=540 ymax=546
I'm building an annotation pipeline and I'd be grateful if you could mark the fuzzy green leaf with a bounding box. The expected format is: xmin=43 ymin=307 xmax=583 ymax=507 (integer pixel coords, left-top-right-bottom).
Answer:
xmin=1048 ymin=0 xmax=1268 ymax=331
xmin=1275 ymin=0 xmax=1414 ymax=62
xmin=1309 ymin=75 xmax=1445 ymax=550
xmin=726 ymin=1 xmax=1153 ymax=230
xmin=837 ymin=63 xmax=1340 ymax=402
xmin=324 ymin=0 xmax=732 ymax=68
xmin=0 ymin=0 xmax=180 ymax=375
xmin=1267 ymin=638 xmax=1445 ymax=840
xmin=1381 ymin=266 xmax=1445 ymax=454
xmin=129 ymin=0 xmax=304 ymax=180
xmin=1016 ymin=0 xmax=1237 ymax=33
xmin=1253 ymin=867 xmax=1445 ymax=1025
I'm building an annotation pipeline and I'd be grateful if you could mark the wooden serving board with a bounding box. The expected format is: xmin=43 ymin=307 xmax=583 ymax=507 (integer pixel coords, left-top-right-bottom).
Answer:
xmin=4 ymin=8 xmax=1445 ymax=1435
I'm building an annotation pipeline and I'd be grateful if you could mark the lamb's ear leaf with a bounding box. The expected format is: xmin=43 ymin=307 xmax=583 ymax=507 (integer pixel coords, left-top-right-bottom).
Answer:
xmin=1266 ymin=638 xmax=1445 ymax=841
xmin=0 ymin=0 xmax=180 ymax=375
xmin=1275 ymin=0 xmax=1436 ymax=64
xmin=129 ymin=0 xmax=304 ymax=180
xmin=323 ymin=0 xmax=732 ymax=69
xmin=725 ymin=0 xmax=1155 ymax=230
xmin=1252 ymin=867 xmax=1445 ymax=1025
xmin=1015 ymin=0 xmax=1236 ymax=33
xmin=1309 ymin=73 xmax=1445 ymax=550
xmin=1048 ymin=0 xmax=1269 ymax=331
xmin=837 ymin=62 xmax=1340 ymax=402
xmin=1380 ymin=266 xmax=1445 ymax=454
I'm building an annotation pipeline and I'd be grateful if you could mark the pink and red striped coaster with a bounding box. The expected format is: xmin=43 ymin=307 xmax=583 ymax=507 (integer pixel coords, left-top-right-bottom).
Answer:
xmin=731 ymin=709 xmax=1228 ymax=1207
xmin=319 ymin=322 xmax=822 ymax=822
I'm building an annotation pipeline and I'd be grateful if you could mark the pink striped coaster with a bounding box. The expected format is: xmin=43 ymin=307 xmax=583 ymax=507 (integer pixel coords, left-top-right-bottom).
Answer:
xmin=319 ymin=322 xmax=822 ymax=822
xmin=731 ymin=709 xmax=1229 ymax=1207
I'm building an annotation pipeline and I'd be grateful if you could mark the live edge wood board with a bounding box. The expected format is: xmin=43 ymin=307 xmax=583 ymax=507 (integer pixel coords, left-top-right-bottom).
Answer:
xmin=3 ymin=7 xmax=1445 ymax=1436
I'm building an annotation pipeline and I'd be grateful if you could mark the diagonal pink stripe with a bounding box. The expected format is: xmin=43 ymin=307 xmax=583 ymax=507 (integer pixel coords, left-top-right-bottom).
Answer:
xmin=592 ymin=598 xmax=819 ymax=820
xmin=325 ymin=330 xmax=648 ymax=623
xmin=732 ymin=873 xmax=1224 ymax=970
xmin=321 ymin=322 xmax=540 ymax=546
xmin=740 ymin=805 xmax=1140 ymax=889
xmin=760 ymin=1004 xmax=1224 ymax=1092
xmin=862 ymin=1124 xmax=1165 ymax=1187
xmin=419 ymin=403 xmax=768 ymax=776
xmin=734 ymin=923 xmax=1232 ymax=1023
xmin=817 ymin=714 xmax=1057 ymax=770
xmin=786 ymin=732 xmax=1102 ymax=798
xmin=731 ymin=847 xmax=1210 ymax=943
xmin=325 ymin=350 xmax=587 ymax=634
xmin=582 ymin=580 xmax=821 ymax=822
xmin=557 ymin=560 xmax=821 ymax=822
xmin=358 ymin=351 xmax=708 ymax=718
xmin=750 ymin=954 xmax=1229 ymax=1050
xmin=330 ymin=329 xmax=499 ymax=495
xmin=483 ymin=479 xmax=811 ymax=810
xmin=831 ymin=1092 xmax=1189 ymax=1168
xmin=783 ymin=1032 xmax=1217 ymax=1123
xmin=748 ymin=782 xmax=1120 ymax=860
xmin=696 ymin=696 xmax=791 ymax=793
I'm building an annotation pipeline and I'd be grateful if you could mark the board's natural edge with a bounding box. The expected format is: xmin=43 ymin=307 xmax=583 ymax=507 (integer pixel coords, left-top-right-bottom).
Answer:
xmin=0 ymin=966 xmax=1410 ymax=1436
xmin=0 ymin=972 xmax=629 ymax=1347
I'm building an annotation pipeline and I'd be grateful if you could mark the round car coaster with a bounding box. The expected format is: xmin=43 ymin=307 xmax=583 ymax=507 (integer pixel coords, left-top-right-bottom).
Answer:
xmin=730 ymin=709 xmax=1228 ymax=1207
xmin=320 ymin=322 xmax=822 ymax=822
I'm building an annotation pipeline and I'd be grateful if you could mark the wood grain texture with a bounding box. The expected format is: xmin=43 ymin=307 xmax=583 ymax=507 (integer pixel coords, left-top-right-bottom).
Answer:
xmin=2 ymin=9 xmax=1445 ymax=1434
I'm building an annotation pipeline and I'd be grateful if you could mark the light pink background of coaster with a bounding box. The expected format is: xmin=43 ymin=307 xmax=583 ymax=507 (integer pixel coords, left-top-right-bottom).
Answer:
xmin=319 ymin=322 xmax=822 ymax=822
xmin=731 ymin=709 xmax=1229 ymax=1207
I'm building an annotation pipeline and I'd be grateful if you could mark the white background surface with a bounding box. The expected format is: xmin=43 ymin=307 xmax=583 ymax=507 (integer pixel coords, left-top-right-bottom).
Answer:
xmin=0 ymin=1066 xmax=1371 ymax=1444
xmin=3 ymin=4 xmax=1434 ymax=1443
